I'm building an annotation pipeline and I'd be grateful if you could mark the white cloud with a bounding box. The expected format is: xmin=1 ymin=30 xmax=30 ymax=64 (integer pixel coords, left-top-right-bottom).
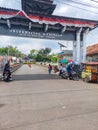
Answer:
xmin=0 ymin=0 xmax=21 ymax=10
xmin=54 ymin=0 xmax=98 ymax=20
xmin=17 ymin=39 xmax=46 ymax=54
xmin=0 ymin=36 xmax=47 ymax=54
xmin=0 ymin=36 xmax=13 ymax=47
xmin=0 ymin=36 xmax=60 ymax=54
xmin=53 ymin=5 xmax=68 ymax=15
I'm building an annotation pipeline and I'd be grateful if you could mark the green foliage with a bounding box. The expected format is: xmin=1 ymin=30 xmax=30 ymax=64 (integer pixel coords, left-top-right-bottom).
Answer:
xmin=28 ymin=48 xmax=57 ymax=63
xmin=28 ymin=49 xmax=38 ymax=59
xmin=51 ymin=56 xmax=58 ymax=63
xmin=0 ymin=47 xmax=8 ymax=55
xmin=28 ymin=48 xmax=52 ymax=62
xmin=49 ymin=53 xmax=58 ymax=63
xmin=0 ymin=46 xmax=58 ymax=63
xmin=38 ymin=48 xmax=51 ymax=56
xmin=0 ymin=45 xmax=23 ymax=57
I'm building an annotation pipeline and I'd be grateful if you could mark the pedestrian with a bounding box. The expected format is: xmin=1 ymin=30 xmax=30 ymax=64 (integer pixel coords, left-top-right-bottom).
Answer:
xmin=59 ymin=63 xmax=63 ymax=76
xmin=48 ymin=64 xmax=52 ymax=75
xmin=66 ymin=63 xmax=73 ymax=79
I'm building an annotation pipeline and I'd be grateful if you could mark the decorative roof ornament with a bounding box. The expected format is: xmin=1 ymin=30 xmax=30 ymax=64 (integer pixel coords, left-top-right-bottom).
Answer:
xmin=0 ymin=9 xmax=97 ymax=28
xmin=21 ymin=0 xmax=56 ymax=15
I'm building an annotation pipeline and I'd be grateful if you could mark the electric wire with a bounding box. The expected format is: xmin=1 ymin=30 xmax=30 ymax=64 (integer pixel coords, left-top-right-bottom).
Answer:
xmin=89 ymin=32 xmax=98 ymax=41
xmin=90 ymin=0 xmax=98 ymax=3
xmin=61 ymin=0 xmax=98 ymax=9
xmin=55 ymin=0 xmax=98 ymax=15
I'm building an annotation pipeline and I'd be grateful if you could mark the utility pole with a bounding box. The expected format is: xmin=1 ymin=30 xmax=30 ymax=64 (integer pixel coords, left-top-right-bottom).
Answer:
xmin=8 ymin=45 xmax=10 ymax=56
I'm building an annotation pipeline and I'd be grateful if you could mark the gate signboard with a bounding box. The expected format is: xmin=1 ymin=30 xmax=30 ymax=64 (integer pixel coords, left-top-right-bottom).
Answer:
xmin=0 ymin=25 xmax=76 ymax=40
xmin=0 ymin=1 xmax=98 ymax=63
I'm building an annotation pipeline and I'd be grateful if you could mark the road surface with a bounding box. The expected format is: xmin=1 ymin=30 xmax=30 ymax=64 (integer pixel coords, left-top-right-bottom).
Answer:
xmin=0 ymin=64 xmax=98 ymax=130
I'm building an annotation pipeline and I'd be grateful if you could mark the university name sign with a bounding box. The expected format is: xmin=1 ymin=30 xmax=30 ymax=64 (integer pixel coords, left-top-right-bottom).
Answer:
xmin=9 ymin=29 xmax=63 ymax=39
xmin=0 ymin=25 xmax=76 ymax=40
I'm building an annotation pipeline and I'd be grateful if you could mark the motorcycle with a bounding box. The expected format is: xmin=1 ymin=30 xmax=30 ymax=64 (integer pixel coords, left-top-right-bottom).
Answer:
xmin=60 ymin=70 xmax=79 ymax=81
xmin=2 ymin=70 xmax=12 ymax=82
xmin=60 ymin=71 xmax=69 ymax=79
xmin=69 ymin=71 xmax=79 ymax=81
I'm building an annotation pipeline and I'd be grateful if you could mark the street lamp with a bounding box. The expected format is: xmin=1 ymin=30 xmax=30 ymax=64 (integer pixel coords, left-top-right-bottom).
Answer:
xmin=58 ymin=42 xmax=67 ymax=51
xmin=15 ymin=46 xmax=17 ymax=58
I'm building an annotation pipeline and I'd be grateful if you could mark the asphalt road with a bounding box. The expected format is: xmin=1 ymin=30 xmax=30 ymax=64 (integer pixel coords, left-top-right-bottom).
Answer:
xmin=0 ymin=64 xmax=98 ymax=130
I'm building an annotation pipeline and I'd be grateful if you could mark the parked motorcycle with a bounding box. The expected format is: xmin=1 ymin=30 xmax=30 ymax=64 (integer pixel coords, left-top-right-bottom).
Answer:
xmin=69 ymin=71 xmax=79 ymax=81
xmin=61 ymin=71 xmax=69 ymax=79
xmin=60 ymin=70 xmax=79 ymax=81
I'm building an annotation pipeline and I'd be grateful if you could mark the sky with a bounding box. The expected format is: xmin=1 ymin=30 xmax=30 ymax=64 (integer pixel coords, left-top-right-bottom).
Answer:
xmin=0 ymin=0 xmax=98 ymax=54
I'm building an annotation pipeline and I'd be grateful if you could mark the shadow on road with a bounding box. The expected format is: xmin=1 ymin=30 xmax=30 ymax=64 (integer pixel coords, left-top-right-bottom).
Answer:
xmin=0 ymin=104 xmax=5 ymax=108
xmin=13 ymin=74 xmax=59 ymax=81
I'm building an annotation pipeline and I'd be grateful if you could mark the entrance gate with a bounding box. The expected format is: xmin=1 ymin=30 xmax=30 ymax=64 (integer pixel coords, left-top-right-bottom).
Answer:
xmin=0 ymin=0 xmax=98 ymax=63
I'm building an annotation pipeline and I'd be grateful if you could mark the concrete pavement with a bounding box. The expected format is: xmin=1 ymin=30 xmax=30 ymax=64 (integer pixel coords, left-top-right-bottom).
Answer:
xmin=0 ymin=64 xmax=98 ymax=130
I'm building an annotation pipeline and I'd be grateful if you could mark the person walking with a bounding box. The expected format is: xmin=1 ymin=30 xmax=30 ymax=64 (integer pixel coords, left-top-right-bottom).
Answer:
xmin=48 ymin=64 xmax=52 ymax=75
xmin=59 ymin=63 xmax=63 ymax=76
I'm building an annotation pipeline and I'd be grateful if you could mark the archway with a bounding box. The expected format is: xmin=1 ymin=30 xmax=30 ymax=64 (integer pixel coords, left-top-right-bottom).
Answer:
xmin=0 ymin=0 xmax=98 ymax=63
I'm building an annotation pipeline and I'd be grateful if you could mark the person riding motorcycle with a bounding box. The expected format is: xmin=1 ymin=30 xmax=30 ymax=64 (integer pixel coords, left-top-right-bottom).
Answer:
xmin=2 ymin=60 xmax=12 ymax=80
xmin=66 ymin=64 xmax=72 ymax=78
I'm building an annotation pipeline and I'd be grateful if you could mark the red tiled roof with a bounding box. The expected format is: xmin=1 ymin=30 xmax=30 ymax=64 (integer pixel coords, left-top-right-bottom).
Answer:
xmin=86 ymin=43 xmax=98 ymax=56
xmin=82 ymin=62 xmax=98 ymax=65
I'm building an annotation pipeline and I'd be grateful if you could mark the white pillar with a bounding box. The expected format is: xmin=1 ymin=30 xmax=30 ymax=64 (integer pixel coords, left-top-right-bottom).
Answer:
xmin=80 ymin=41 xmax=83 ymax=62
xmin=73 ymin=41 xmax=77 ymax=61
xmin=76 ymin=28 xmax=82 ymax=63
xmin=82 ymin=28 xmax=89 ymax=62
xmin=82 ymin=34 xmax=86 ymax=62
xmin=60 ymin=46 xmax=62 ymax=52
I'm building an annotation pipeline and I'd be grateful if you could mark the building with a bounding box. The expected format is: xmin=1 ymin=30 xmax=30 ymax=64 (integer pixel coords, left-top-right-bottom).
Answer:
xmin=57 ymin=43 xmax=73 ymax=63
xmin=57 ymin=50 xmax=73 ymax=60
xmin=86 ymin=43 xmax=98 ymax=62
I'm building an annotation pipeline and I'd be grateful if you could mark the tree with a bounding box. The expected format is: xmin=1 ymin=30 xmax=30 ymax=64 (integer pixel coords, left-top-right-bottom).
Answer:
xmin=28 ymin=48 xmax=53 ymax=62
xmin=35 ymin=54 xmax=43 ymax=62
xmin=38 ymin=48 xmax=51 ymax=56
xmin=0 ymin=47 xmax=8 ymax=55
xmin=49 ymin=53 xmax=58 ymax=63
xmin=0 ymin=45 xmax=23 ymax=57
xmin=44 ymin=48 xmax=52 ymax=56
xmin=37 ymin=48 xmax=52 ymax=62
xmin=28 ymin=49 xmax=38 ymax=59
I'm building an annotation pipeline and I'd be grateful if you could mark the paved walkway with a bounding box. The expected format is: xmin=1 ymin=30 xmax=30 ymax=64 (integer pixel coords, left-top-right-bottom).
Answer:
xmin=0 ymin=64 xmax=98 ymax=130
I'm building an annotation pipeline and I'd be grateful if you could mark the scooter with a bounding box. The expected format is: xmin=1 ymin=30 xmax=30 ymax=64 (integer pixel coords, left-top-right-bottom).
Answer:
xmin=2 ymin=70 xmax=12 ymax=82
xmin=60 ymin=71 xmax=69 ymax=79
xmin=61 ymin=70 xmax=79 ymax=81
xmin=69 ymin=71 xmax=79 ymax=81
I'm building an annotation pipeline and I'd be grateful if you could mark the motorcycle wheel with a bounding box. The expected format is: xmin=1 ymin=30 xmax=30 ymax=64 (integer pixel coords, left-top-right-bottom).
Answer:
xmin=73 ymin=76 xmax=79 ymax=81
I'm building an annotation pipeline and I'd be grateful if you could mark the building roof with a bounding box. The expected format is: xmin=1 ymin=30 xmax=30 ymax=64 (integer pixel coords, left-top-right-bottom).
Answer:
xmin=87 ymin=43 xmax=98 ymax=56
xmin=21 ymin=0 xmax=56 ymax=15
xmin=82 ymin=62 xmax=98 ymax=65
xmin=0 ymin=7 xmax=97 ymax=29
